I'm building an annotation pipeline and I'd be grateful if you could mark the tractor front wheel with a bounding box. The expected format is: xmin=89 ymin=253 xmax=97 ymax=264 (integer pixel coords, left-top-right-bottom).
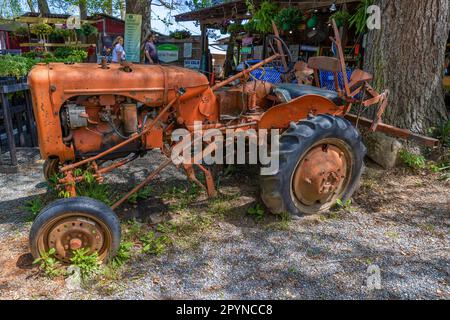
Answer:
xmin=260 ymin=114 xmax=366 ymax=216
xmin=30 ymin=197 xmax=121 ymax=263
xmin=43 ymin=158 xmax=60 ymax=183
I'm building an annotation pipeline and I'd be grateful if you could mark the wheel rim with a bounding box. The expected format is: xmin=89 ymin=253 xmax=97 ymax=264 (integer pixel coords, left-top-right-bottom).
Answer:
xmin=290 ymin=138 xmax=353 ymax=213
xmin=44 ymin=158 xmax=60 ymax=181
xmin=36 ymin=213 xmax=112 ymax=263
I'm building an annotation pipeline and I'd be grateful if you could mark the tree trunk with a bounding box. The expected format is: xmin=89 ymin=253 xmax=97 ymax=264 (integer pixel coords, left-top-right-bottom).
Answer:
xmin=37 ymin=0 xmax=50 ymax=14
xmin=364 ymin=0 xmax=449 ymax=133
xmin=79 ymin=1 xmax=87 ymax=20
xmin=120 ymin=0 xmax=126 ymax=19
xmin=126 ymin=0 xmax=151 ymax=62
xmin=27 ymin=0 xmax=35 ymax=12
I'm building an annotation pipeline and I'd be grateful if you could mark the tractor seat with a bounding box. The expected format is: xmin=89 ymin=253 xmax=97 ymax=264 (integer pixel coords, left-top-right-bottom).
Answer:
xmin=274 ymin=83 xmax=343 ymax=105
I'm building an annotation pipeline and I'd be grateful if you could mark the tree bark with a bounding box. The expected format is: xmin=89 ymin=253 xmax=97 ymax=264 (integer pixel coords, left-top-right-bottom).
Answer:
xmin=126 ymin=0 xmax=152 ymax=62
xmin=37 ymin=0 xmax=50 ymax=14
xmin=364 ymin=0 xmax=449 ymax=133
xmin=79 ymin=1 xmax=87 ymax=20
xmin=27 ymin=0 xmax=35 ymax=12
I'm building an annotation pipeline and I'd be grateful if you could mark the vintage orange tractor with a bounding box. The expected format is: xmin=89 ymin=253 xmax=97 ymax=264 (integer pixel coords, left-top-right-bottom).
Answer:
xmin=27 ymin=22 xmax=437 ymax=263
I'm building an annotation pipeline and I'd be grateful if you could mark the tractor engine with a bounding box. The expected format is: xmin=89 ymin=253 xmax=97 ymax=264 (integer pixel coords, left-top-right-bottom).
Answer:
xmin=28 ymin=62 xmax=216 ymax=163
xmin=60 ymin=95 xmax=163 ymax=160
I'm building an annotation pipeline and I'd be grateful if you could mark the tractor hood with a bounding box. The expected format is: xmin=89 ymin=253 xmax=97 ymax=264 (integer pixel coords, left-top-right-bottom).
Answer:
xmin=28 ymin=62 xmax=210 ymax=108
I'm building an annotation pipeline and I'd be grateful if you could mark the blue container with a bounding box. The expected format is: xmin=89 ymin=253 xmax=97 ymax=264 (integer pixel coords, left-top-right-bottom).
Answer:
xmin=319 ymin=68 xmax=353 ymax=91
xmin=245 ymin=60 xmax=284 ymax=84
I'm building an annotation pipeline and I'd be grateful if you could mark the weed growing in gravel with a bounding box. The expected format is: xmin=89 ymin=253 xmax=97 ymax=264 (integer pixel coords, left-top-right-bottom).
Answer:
xmin=333 ymin=199 xmax=355 ymax=213
xmin=70 ymin=248 xmax=101 ymax=279
xmin=163 ymin=183 xmax=201 ymax=212
xmin=24 ymin=197 xmax=45 ymax=221
xmin=140 ymin=231 xmax=171 ymax=256
xmin=156 ymin=221 xmax=177 ymax=234
xmin=33 ymin=248 xmax=63 ymax=278
xmin=76 ymin=181 xmax=112 ymax=205
xmin=127 ymin=186 xmax=153 ymax=204
xmin=266 ymin=212 xmax=292 ymax=231
xmin=399 ymin=150 xmax=426 ymax=170
xmin=122 ymin=219 xmax=144 ymax=242
xmin=247 ymin=204 xmax=265 ymax=221
xmin=111 ymin=242 xmax=134 ymax=268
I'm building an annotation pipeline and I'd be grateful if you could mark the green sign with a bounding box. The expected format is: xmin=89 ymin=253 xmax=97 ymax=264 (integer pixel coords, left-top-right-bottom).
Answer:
xmin=124 ymin=14 xmax=142 ymax=62
xmin=157 ymin=44 xmax=179 ymax=63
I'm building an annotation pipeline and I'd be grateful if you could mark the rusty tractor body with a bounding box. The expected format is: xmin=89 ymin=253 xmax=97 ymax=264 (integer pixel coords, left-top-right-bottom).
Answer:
xmin=28 ymin=22 xmax=438 ymax=262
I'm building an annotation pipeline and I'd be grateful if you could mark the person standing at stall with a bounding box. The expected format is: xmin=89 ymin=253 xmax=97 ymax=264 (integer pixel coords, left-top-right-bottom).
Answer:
xmin=111 ymin=36 xmax=126 ymax=63
xmin=144 ymin=33 xmax=159 ymax=64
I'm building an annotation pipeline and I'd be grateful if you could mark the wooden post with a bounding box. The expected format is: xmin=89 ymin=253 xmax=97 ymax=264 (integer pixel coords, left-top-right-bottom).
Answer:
xmin=24 ymin=90 xmax=38 ymax=147
xmin=0 ymin=93 xmax=18 ymax=167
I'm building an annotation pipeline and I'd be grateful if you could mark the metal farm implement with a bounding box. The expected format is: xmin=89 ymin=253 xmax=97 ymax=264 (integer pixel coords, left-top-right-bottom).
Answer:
xmin=27 ymin=22 xmax=438 ymax=262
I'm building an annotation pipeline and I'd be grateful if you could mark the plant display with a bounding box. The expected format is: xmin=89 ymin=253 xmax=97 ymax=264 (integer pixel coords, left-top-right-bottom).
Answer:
xmin=54 ymin=47 xmax=87 ymax=61
xmin=274 ymin=7 xmax=303 ymax=32
xmin=79 ymin=23 xmax=99 ymax=37
xmin=12 ymin=26 xmax=29 ymax=38
xmin=349 ymin=0 xmax=374 ymax=34
xmin=30 ymin=23 xmax=53 ymax=36
xmin=51 ymin=27 xmax=72 ymax=41
xmin=169 ymin=29 xmax=192 ymax=39
xmin=251 ymin=1 xmax=279 ymax=33
xmin=0 ymin=49 xmax=88 ymax=78
xmin=0 ymin=55 xmax=36 ymax=78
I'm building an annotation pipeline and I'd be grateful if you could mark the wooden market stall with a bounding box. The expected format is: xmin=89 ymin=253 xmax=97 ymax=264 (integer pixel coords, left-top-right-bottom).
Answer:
xmin=175 ymin=0 xmax=363 ymax=79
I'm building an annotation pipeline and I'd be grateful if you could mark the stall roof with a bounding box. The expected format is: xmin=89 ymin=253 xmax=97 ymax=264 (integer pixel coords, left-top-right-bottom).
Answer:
xmin=89 ymin=13 xmax=124 ymax=23
xmin=175 ymin=0 xmax=360 ymax=24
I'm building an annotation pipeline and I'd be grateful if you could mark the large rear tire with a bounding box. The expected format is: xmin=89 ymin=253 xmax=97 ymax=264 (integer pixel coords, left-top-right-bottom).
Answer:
xmin=260 ymin=114 xmax=366 ymax=216
xmin=30 ymin=197 xmax=121 ymax=263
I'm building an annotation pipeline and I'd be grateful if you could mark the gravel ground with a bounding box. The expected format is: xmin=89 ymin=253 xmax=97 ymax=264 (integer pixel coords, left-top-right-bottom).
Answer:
xmin=0 ymin=148 xmax=449 ymax=300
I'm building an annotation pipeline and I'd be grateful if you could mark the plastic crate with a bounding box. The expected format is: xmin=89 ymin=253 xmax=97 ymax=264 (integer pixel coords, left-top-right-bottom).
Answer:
xmin=245 ymin=60 xmax=284 ymax=84
xmin=319 ymin=68 xmax=353 ymax=92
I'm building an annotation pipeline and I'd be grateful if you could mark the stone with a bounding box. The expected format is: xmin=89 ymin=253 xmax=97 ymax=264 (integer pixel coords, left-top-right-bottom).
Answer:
xmin=65 ymin=265 xmax=82 ymax=292
xmin=364 ymin=132 xmax=403 ymax=169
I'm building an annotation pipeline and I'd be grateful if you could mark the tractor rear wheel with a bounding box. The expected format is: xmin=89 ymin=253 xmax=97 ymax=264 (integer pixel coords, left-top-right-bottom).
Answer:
xmin=30 ymin=197 xmax=121 ymax=263
xmin=43 ymin=158 xmax=60 ymax=183
xmin=260 ymin=114 xmax=366 ymax=216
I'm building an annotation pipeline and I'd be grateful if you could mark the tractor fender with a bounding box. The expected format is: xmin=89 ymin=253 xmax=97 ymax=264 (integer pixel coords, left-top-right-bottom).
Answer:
xmin=258 ymin=94 xmax=344 ymax=130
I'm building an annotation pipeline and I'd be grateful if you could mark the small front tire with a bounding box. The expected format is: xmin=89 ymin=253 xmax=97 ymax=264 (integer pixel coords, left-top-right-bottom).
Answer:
xmin=30 ymin=197 xmax=121 ymax=263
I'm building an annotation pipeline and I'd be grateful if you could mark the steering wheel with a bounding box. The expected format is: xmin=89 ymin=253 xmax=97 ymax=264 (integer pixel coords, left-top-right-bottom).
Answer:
xmin=266 ymin=35 xmax=295 ymax=74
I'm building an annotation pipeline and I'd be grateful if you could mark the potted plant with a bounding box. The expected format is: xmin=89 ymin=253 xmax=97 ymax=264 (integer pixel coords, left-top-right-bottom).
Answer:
xmin=251 ymin=1 xmax=279 ymax=33
xmin=75 ymin=23 xmax=98 ymax=37
xmin=30 ymin=23 xmax=53 ymax=43
xmin=11 ymin=26 xmax=29 ymax=39
xmin=274 ymin=7 xmax=303 ymax=32
xmin=330 ymin=10 xmax=351 ymax=27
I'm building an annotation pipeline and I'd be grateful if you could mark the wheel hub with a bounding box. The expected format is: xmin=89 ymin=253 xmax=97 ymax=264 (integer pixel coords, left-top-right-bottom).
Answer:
xmin=47 ymin=217 xmax=104 ymax=263
xmin=293 ymin=144 xmax=348 ymax=206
